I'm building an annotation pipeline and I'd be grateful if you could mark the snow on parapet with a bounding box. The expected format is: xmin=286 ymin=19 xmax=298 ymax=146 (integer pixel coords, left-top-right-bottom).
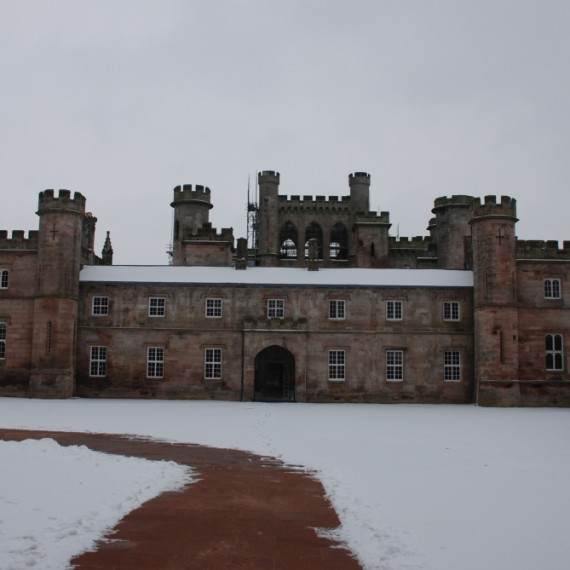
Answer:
xmin=80 ymin=265 xmax=473 ymax=287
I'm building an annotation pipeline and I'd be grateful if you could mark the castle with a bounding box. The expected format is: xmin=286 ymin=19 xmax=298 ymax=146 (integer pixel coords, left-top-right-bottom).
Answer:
xmin=0 ymin=172 xmax=568 ymax=406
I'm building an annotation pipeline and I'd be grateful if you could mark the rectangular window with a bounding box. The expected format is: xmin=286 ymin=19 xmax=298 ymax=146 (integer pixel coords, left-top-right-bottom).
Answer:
xmin=544 ymin=279 xmax=561 ymax=299
xmin=329 ymin=300 xmax=345 ymax=320
xmin=0 ymin=269 xmax=8 ymax=289
xmin=444 ymin=350 xmax=461 ymax=381
xmin=149 ymin=297 xmax=166 ymax=317
xmin=386 ymin=350 xmax=404 ymax=381
xmin=92 ymin=296 xmax=109 ymax=316
xmin=267 ymin=299 xmax=284 ymax=319
xmin=546 ymin=334 xmax=564 ymax=371
xmin=443 ymin=301 xmax=461 ymax=321
xmin=89 ymin=346 xmax=107 ymax=377
xmin=147 ymin=347 xmax=164 ymax=378
xmin=205 ymin=348 xmax=222 ymax=379
xmin=0 ymin=322 xmax=6 ymax=360
xmin=328 ymin=350 xmax=345 ymax=381
xmin=205 ymin=298 xmax=222 ymax=318
xmin=386 ymin=300 xmax=403 ymax=321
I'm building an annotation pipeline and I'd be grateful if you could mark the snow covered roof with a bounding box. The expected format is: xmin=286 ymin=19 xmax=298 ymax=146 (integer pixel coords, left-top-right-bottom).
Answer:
xmin=80 ymin=265 xmax=473 ymax=288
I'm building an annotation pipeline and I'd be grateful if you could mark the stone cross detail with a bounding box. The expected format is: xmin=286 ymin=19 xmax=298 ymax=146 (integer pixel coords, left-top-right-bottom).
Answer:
xmin=49 ymin=224 xmax=59 ymax=240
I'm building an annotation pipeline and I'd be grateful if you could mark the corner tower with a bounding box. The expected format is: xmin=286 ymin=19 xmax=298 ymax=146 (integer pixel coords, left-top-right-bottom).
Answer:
xmin=29 ymin=190 xmax=86 ymax=397
xmin=470 ymin=195 xmax=519 ymax=405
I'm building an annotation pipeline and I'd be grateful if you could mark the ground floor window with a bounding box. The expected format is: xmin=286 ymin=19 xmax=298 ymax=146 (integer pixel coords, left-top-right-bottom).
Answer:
xmin=0 ymin=322 xmax=6 ymax=360
xmin=546 ymin=334 xmax=564 ymax=371
xmin=147 ymin=347 xmax=164 ymax=378
xmin=89 ymin=346 xmax=107 ymax=377
xmin=386 ymin=350 xmax=403 ymax=381
xmin=444 ymin=350 xmax=461 ymax=381
xmin=328 ymin=350 xmax=345 ymax=381
xmin=205 ymin=348 xmax=222 ymax=379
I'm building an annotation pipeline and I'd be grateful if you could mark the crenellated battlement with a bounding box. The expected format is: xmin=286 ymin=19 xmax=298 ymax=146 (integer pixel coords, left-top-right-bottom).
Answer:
xmin=172 ymin=184 xmax=212 ymax=206
xmin=38 ymin=189 xmax=86 ymax=214
xmin=389 ymin=235 xmax=433 ymax=249
xmin=182 ymin=223 xmax=234 ymax=242
xmin=471 ymin=195 xmax=517 ymax=220
xmin=348 ymin=172 xmax=371 ymax=185
xmin=0 ymin=229 xmax=39 ymax=250
xmin=258 ymin=171 xmax=280 ymax=185
xmin=432 ymin=195 xmax=474 ymax=212
xmin=516 ymin=239 xmax=570 ymax=260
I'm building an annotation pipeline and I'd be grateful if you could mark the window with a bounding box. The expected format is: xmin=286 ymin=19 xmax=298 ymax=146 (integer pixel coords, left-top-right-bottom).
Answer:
xmin=149 ymin=297 xmax=166 ymax=317
xmin=279 ymin=221 xmax=298 ymax=259
xmin=205 ymin=348 xmax=222 ymax=379
xmin=147 ymin=347 xmax=164 ymax=378
xmin=0 ymin=322 xmax=6 ymax=360
xmin=544 ymin=279 xmax=561 ymax=299
xmin=92 ymin=296 xmax=109 ymax=316
xmin=267 ymin=299 xmax=284 ymax=319
xmin=329 ymin=300 xmax=345 ymax=320
xmin=444 ymin=350 xmax=461 ymax=381
xmin=386 ymin=300 xmax=403 ymax=321
xmin=0 ymin=269 xmax=8 ymax=289
xmin=206 ymin=298 xmax=222 ymax=318
xmin=330 ymin=222 xmax=348 ymax=260
xmin=89 ymin=346 xmax=107 ymax=377
xmin=386 ymin=350 xmax=403 ymax=381
xmin=546 ymin=334 xmax=564 ymax=371
xmin=328 ymin=350 xmax=345 ymax=381
xmin=443 ymin=301 xmax=460 ymax=321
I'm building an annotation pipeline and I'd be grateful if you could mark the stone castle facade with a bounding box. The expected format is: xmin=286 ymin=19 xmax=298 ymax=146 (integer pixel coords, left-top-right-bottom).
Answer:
xmin=0 ymin=172 xmax=569 ymax=405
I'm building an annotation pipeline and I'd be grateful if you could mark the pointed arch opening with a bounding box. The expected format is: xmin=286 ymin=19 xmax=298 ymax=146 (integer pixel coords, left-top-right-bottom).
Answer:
xmin=279 ymin=221 xmax=298 ymax=259
xmin=304 ymin=222 xmax=323 ymax=259
xmin=330 ymin=222 xmax=348 ymax=260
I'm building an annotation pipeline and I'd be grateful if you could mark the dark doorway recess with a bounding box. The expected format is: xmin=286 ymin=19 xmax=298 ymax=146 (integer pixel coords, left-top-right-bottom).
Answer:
xmin=254 ymin=346 xmax=295 ymax=402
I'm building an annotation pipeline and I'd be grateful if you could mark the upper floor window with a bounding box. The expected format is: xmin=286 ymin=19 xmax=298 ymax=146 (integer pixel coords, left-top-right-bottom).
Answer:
xmin=443 ymin=301 xmax=461 ymax=321
xmin=544 ymin=279 xmax=561 ymax=299
xmin=386 ymin=349 xmax=404 ymax=381
xmin=386 ymin=300 xmax=403 ymax=321
xmin=90 ymin=346 xmax=107 ymax=377
xmin=0 ymin=269 xmax=8 ymax=289
xmin=546 ymin=334 xmax=564 ymax=371
xmin=444 ymin=350 xmax=461 ymax=381
xmin=329 ymin=300 xmax=345 ymax=320
xmin=328 ymin=349 xmax=345 ymax=381
xmin=279 ymin=221 xmax=298 ymax=259
xmin=204 ymin=348 xmax=222 ymax=379
xmin=147 ymin=347 xmax=164 ymax=378
xmin=92 ymin=296 xmax=109 ymax=316
xmin=206 ymin=298 xmax=222 ymax=318
xmin=267 ymin=299 xmax=284 ymax=319
xmin=0 ymin=322 xmax=6 ymax=360
xmin=149 ymin=297 xmax=166 ymax=317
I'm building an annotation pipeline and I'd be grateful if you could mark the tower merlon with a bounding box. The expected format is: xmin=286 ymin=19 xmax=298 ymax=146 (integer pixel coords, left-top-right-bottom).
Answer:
xmin=258 ymin=171 xmax=280 ymax=185
xmin=348 ymin=172 xmax=371 ymax=185
xmin=432 ymin=195 xmax=474 ymax=212
xmin=471 ymin=195 xmax=517 ymax=221
xmin=171 ymin=184 xmax=213 ymax=208
xmin=38 ymin=189 xmax=87 ymax=214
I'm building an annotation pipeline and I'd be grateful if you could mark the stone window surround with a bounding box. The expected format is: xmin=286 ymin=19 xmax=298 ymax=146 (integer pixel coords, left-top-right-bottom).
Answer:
xmin=444 ymin=350 xmax=461 ymax=381
xmin=204 ymin=347 xmax=222 ymax=379
xmin=92 ymin=296 xmax=109 ymax=316
xmin=546 ymin=333 xmax=564 ymax=371
xmin=147 ymin=346 xmax=164 ymax=378
xmin=0 ymin=269 xmax=8 ymax=289
xmin=328 ymin=349 xmax=346 ymax=381
xmin=329 ymin=299 xmax=346 ymax=320
xmin=148 ymin=296 xmax=166 ymax=317
xmin=386 ymin=300 xmax=403 ymax=321
xmin=267 ymin=298 xmax=285 ymax=319
xmin=443 ymin=301 xmax=461 ymax=321
xmin=89 ymin=346 xmax=107 ymax=377
xmin=205 ymin=298 xmax=222 ymax=318
xmin=386 ymin=349 xmax=404 ymax=381
xmin=544 ymin=278 xmax=562 ymax=299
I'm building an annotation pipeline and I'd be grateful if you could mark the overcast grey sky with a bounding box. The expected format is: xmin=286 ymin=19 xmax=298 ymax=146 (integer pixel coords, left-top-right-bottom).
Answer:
xmin=1 ymin=0 xmax=568 ymax=264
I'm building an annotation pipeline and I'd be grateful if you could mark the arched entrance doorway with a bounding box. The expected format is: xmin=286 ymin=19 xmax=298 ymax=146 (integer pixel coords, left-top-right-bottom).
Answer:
xmin=254 ymin=346 xmax=295 ymax=402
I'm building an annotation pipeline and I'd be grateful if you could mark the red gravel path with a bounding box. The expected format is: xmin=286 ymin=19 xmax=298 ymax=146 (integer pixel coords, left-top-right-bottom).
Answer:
xmin=0 ymin=429 xmax=362 ymax=569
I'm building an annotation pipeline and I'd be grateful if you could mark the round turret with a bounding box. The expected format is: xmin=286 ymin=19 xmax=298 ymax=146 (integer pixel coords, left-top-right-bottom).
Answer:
xmin=348 ymin=172 xmax=370 ymax=213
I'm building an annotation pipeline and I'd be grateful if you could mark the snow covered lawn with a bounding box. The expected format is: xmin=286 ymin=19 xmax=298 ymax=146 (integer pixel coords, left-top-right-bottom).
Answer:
xmin=0 ymin=398 xmax=569 ymax=570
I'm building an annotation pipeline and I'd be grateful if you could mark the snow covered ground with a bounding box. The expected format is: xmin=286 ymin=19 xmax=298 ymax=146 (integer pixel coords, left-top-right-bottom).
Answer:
xmin=0 ymin=399 xmax=569 ymax=570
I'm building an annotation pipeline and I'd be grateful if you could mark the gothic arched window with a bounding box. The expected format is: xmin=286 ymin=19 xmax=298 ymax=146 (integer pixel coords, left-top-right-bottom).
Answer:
xmin=304 ymin=222 xmax=323 ymax=259
xmin=279 ymin=221 xmax=298 ymax=258
xmin=330 ymin=222 xmax=348 ymax=260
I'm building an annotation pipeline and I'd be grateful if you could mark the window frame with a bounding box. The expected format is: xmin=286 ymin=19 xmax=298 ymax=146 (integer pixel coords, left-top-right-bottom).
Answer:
xmin=0 ymin=322 xmax=6 ymax=360
xmin=92 ymin=296 xmax=109 ymax=316
xmin=267 ymin=299 xmax=285 ymax=319
xmin=386 ymin=349 xmax=404 ymax=382
xmin=443 ymin=301 xmax=461 ymax=321
xmin=386 ymin=300 xmax=403 ymax=321
xmin=147 ymin=347 xmax=164 ymax=378
xmin=444 ymin=350 xmax=461 ymax=382
xmin=0 ymin=269 xmax=8 ymax=289
xmin=329 ymin=299 xmax=346 ymax=320
xmin=204 ymin=347 xmax=222 ymax=380
xmin=205 ymin=298 xmax=222 ymax=318
xmin=148 ymin=296 xmax=166 ymax=317
xmin=89 ymin=346 xmax=107 ymax=377
xmin=328 ymin=349 xmax=346 ymax=381
xmin=546 ymin=334 xmax=564 ymax=371
xmin=544 ymin=279 xmax=562 ymax=299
